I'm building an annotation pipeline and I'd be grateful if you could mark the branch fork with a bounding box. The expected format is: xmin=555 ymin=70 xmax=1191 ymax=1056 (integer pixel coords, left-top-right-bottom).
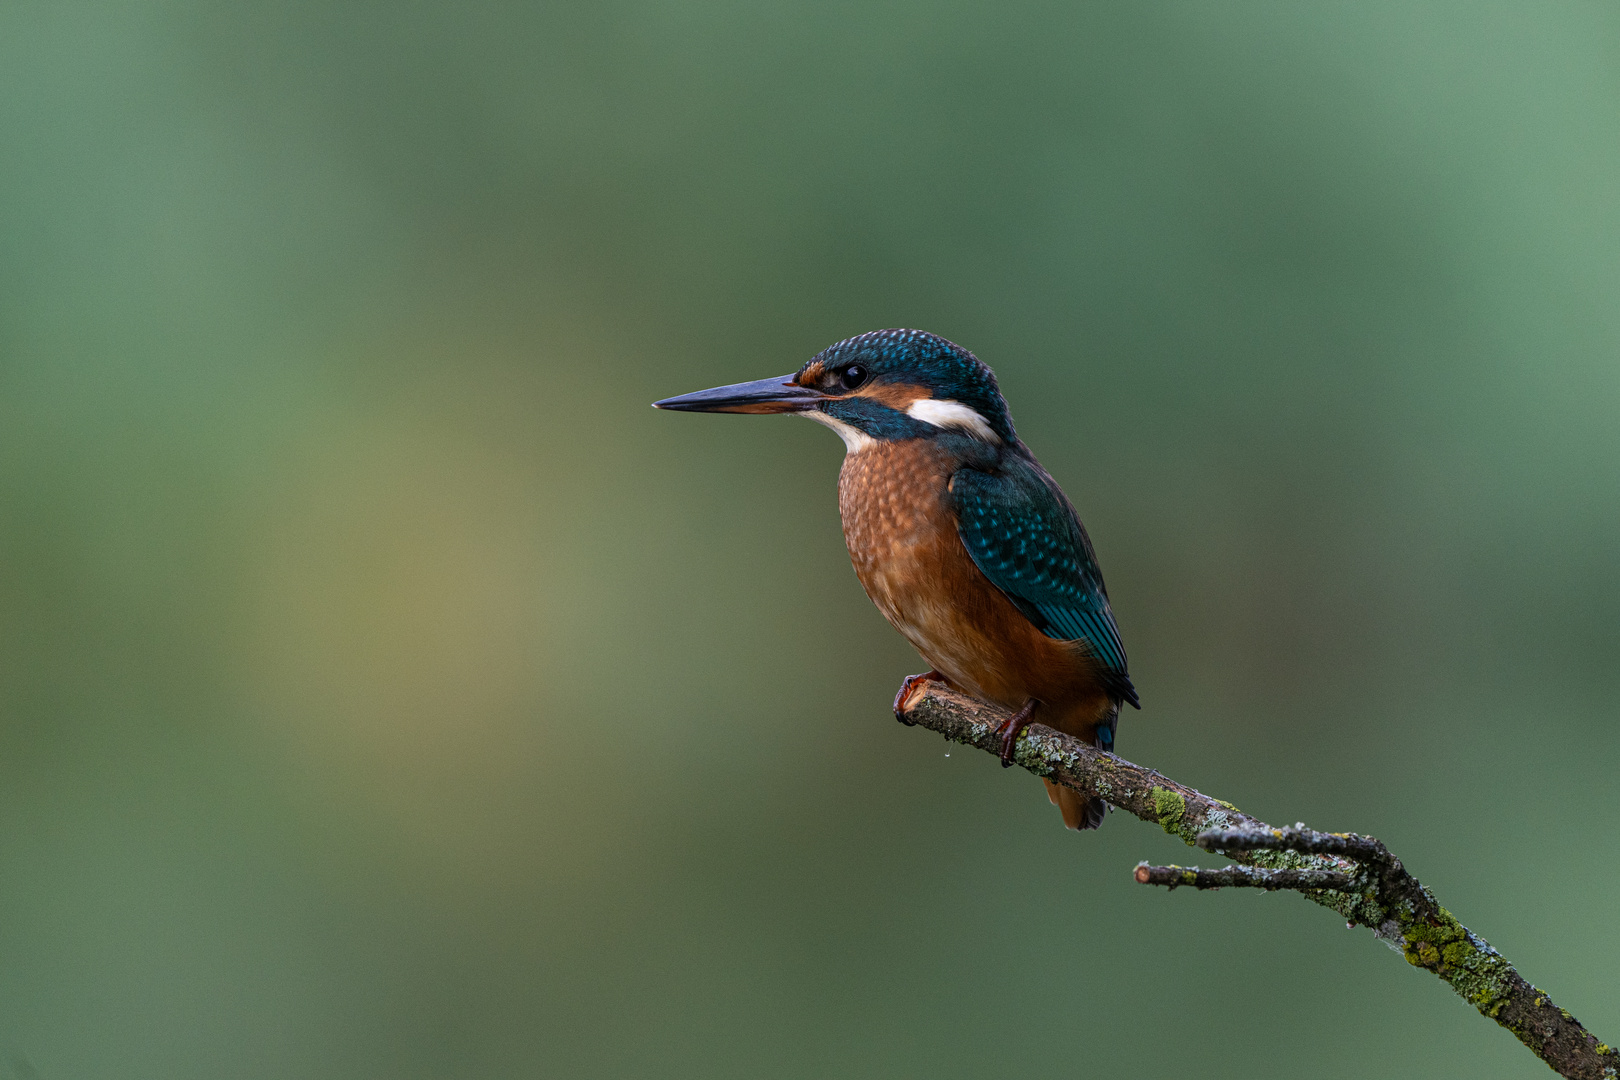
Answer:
xmin=898 ymin=681 xmax=1618 ymax=1080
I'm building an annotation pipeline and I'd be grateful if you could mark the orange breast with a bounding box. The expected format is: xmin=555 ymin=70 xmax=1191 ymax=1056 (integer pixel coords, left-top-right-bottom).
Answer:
xmin=837 ymin=440 xmax=1111 ymax=738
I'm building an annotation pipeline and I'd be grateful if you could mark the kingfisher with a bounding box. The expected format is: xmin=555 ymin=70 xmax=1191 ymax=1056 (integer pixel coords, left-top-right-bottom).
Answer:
xmin=654 ymin=329 xmax=1138 ymax=830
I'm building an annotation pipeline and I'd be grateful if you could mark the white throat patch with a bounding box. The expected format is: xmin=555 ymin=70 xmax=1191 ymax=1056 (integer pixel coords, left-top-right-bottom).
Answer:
xmin=802 ymin=409 xmax=876 ymax=453
xmin=904 ymin=398 xmax=1001 ymax=443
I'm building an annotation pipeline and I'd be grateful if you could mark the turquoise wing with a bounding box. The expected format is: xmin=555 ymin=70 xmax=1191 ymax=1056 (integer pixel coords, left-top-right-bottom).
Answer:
xmin=950 ymin=460 xmax=1138 ymax=708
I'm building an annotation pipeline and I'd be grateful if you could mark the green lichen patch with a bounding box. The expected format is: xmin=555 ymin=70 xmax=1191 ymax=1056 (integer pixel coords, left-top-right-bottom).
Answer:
xmin=1400 ymin=906 xmax=1516 ymax=1019
xmin=1199 ymin=806 xmax=1237 ymax=833
xmin=1441 ymin=939 xmax=1475 ymax=966
xmin=1151 ymin=788 xmax=1186 ymax=837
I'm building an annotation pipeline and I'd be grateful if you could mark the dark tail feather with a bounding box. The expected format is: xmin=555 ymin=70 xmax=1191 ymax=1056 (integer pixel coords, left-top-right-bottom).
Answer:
xmin=1079 ymin=794 xmax=1107 ymax=829
xmin=1043 ymin=699 xmax=1120 ymax=831
xmin=1044 ymin=780 xmax=1108 ymax=830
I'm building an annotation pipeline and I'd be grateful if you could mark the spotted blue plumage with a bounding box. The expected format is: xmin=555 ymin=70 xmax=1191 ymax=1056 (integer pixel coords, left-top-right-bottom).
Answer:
xmin=806 ymin=330 xmax=1017 ymax=443
xmin=951 ymin=457 xmax=1140 ymax=709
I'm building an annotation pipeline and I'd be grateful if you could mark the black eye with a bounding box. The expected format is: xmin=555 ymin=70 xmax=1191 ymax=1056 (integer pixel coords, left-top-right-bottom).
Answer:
xmin=839 ymin=364 xmax=868 ymax=390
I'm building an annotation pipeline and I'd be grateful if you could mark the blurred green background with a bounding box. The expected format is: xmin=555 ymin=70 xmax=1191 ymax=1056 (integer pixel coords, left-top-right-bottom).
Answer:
xmin=2 ymin=2 xmax=1617 ymax=1077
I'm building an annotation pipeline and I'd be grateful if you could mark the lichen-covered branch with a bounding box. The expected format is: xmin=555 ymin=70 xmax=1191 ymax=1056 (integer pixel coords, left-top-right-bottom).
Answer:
xmin=899 ymin=682 xmax=1618 ymax=1080
xmin=1133 ymin=862 xmax=1354 ymax=891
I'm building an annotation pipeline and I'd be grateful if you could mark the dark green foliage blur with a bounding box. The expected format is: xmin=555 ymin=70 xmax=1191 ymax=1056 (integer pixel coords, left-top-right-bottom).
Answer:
xmin=2 ymin=3 xmax=1617 ymax=1077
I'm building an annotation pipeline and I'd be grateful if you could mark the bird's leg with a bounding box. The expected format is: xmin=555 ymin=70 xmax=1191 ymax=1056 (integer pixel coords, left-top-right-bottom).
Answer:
xmin=893 ymin=670 xmax=946 ymax=725
xmin=995 ymin=698 xmax=1040 ymax=767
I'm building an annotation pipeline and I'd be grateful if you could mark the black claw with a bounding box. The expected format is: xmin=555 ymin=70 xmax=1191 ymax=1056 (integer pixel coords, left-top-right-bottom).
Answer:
xmin=893 ymin=670 xmax=943 ymax=726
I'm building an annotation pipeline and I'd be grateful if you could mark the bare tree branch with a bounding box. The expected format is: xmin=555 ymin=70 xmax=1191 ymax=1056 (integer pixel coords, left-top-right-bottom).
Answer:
xmin=899 ymin=681 xmax=1618 ymax=1080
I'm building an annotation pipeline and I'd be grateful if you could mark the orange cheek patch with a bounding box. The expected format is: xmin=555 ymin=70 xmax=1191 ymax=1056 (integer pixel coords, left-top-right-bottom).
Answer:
xmin=796 ymin=360 xmax=826 ymax=387
xmin=852 ymin=382 xmax=930 ymax=410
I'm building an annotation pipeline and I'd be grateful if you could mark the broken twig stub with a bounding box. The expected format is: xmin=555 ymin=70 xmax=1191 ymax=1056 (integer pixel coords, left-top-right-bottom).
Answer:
xmin=899 ymin=682 xmax=1618 ymax=1080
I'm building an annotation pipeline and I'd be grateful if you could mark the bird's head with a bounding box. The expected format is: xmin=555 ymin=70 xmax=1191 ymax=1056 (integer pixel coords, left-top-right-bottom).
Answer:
xmin=653 ymin=329 xmax=1015 ymax=452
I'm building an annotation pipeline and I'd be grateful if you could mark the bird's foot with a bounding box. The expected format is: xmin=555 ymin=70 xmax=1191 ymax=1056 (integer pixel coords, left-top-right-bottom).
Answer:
xmin=995 ymin=699 xmax=1039 ymax=767
xmin=893 ymin=670 xmax=946 ymax=725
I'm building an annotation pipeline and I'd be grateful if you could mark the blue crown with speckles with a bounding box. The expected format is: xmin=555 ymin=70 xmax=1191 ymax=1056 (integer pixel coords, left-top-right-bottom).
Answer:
xmin=804 ymin=329 xmax=1017 ymax=443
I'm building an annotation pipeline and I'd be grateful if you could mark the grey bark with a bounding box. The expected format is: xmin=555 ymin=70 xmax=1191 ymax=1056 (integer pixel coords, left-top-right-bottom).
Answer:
xmin=899 ymin=682 xmax=1618 ymax=1080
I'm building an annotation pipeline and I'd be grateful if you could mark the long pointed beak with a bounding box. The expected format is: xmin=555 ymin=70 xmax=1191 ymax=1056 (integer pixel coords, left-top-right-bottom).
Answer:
xmin=653 ymin=374 xmax=823 ymax=414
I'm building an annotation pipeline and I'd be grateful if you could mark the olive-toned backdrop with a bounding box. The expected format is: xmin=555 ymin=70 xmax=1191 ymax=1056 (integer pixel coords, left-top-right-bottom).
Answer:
xmin=2 ymin=3 xmax=1616 ymax=1077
